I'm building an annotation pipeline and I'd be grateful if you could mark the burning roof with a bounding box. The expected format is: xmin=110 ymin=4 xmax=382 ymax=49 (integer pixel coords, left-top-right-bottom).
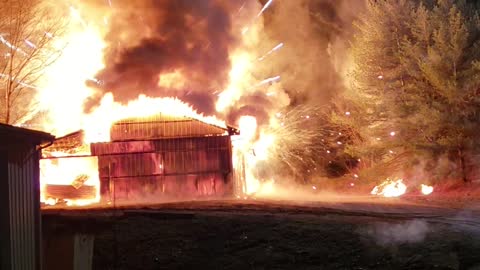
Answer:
xmin=42 ymin=130 xmax=87 ymax=157
xmin=110 ymin=114 xmax=239 ymax=141
xmin=43 ymin=114 xmax=239 ymax=155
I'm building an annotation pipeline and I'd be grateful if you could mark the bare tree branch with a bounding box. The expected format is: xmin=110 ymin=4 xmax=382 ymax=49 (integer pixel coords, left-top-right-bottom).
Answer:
xmin=0 ymin=0 xmax=66 ymax=125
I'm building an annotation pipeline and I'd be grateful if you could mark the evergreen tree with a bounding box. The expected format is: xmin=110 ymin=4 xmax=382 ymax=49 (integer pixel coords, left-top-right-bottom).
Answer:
xmin=335 ymin=0 xmax=480 ymax=183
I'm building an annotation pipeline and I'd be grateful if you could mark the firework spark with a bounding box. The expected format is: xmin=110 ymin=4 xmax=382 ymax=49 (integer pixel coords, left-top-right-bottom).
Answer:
xmin=0 ymin=35 xmax=27 ymax=56
xmin=256 ymin=75 xmax=281 ymax=87
xmin=258 ymin=42 xmax=284 ymax=61
xmin=263 ymin=105 xmax=327 ymax=177
xmin=24 ymin=39 xmax=37 ymax=48
xmin=242 ymin=0 xmax=275 ymax=35
xmin=0 ymin=73 xmax=38 ymax=89
xmin=256 ymin=0 xmax=274 ymax=18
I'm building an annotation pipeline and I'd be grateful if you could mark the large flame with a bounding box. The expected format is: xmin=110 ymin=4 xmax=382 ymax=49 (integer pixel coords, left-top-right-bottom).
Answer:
xmin=37 ymin=5 xmax=107 ymax=136
xmin=218 ymin=15 xmax=290 ymax=196
xmin=82 ymin=93 xmax=227 ymax=143
xmin=233 ymin=115 xmax=277 ymax=195
xmin=37 ymin=3 xmax=106 ymax=206
xmin=40 ymin=154 xmax=100 ymax=206
xmin=34 ymin=0 xmax=285 ymax=205
xmin=371 ymin=179 xmax=407 ymax=198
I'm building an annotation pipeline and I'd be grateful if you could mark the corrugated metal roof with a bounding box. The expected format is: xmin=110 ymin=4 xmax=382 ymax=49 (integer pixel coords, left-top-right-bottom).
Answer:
xmin=110 ymin=114 xmax=236 ymax=141
xmin=42 ymin=115 xmax=239 ymax=155
xmin=0 ymin=123 xmax=54 ymax=145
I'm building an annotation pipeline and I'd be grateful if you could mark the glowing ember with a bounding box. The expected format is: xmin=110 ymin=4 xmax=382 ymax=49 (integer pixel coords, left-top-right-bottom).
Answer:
xmin=371 ymin=179 xmax=407 ymax=197
xmin=420 ymin=184 xmax=434 ymax=195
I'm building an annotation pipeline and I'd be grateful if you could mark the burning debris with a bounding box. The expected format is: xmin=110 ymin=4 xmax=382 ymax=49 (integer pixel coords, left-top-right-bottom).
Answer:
xmin=40 ymin=156 xmax=100 ymax=206
xmin=40 ymin=131 xmax=100 ymax=206
xmin=371 ymin=179 xmax=407 ymax=198
xmin=421 ymin=184 xmax=434 ymax=196
xmin=371 ymin=179 xmax=435 ymax=198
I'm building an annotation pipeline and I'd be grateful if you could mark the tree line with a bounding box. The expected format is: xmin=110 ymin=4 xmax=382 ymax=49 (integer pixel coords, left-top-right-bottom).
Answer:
xmin=330 ymin=0 xmax=480 ymax=184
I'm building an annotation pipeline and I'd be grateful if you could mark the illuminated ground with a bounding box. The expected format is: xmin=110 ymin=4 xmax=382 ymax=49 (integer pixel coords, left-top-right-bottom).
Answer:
xmin=43 ymin=199 xmax=480 ymax=270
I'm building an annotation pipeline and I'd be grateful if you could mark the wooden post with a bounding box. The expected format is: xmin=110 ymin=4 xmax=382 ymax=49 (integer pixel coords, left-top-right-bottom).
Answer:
xmin=73 ymin=234 xmax=94 ymax=270
xmin=43 ymin=233 xmax=94 ymax=270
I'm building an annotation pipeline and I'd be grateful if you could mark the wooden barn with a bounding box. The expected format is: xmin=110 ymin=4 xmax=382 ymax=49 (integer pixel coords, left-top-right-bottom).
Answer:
xmin=41 ymin=114 xmax=239 ymax=204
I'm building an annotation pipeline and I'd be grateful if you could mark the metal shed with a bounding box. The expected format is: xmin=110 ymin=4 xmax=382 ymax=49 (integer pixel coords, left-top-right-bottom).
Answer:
xmin=41 ymin=114 xmax=241 ymax=204
xmin=0 ymin=124 xmax=54 ymax=270
xmin=92 ymin=114 xmax=239 ymax=203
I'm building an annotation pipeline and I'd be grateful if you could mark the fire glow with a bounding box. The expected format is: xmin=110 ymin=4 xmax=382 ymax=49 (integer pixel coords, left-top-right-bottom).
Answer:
xmin=40 ymin=155 xmax=100 ymax=206
xmin=37 ymin=0 xmax=280 ymax=206
xmin=371 ymin=179 xmax=407 ymax=197
xmin=421 ymin=184 xmax=434 ymax=195
xmin=82 ymin=94 xmax=227 ymax=143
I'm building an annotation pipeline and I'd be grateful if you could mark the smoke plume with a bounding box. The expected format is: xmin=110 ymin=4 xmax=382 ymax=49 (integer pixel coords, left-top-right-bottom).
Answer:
xmin=81 ymin=0 xmax=365 ymax=121
xmin=85 ymin=0 xmax=243 ymax=114
xmin=257 ymin=0 xmax=365 ymax=107
xmin=365 ymin=220 xmax=430 ymax=246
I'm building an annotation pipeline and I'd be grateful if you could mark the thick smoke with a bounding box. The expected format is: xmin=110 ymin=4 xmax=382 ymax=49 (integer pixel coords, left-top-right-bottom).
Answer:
xmin=223 ymin=0 xmax=366 ymax=125
xmin=258 ymin=0 xmax=365 ymax=107
xmin=85 ymin=0 xmax=243 ymax=114
xmin=81 ymin=0 xmax=365 ymax=126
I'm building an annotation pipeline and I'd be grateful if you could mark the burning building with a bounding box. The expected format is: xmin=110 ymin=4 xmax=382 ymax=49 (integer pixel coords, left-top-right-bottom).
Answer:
xmin=40 ymin=113 xmax=240 ymax=206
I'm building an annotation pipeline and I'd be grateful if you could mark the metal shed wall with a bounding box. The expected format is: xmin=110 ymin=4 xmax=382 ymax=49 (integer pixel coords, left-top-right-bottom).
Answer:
xmin=91 ymin=136 xmax=234 ymax=202
xmin=0 ymin=145 xmax=42 ymax=270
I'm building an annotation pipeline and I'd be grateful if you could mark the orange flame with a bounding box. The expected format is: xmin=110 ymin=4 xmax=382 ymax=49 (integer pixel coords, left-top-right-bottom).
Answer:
xmin=37 ymin=0 xmax=285 ymax=205
xmin=233 ymin=115 xmax=277 ymax=196
xmin=38 ymin=4 xmax=106 ymax=137
xmin=40 ymin=155 xmax=100 ymax=206
xmin=420 ymin=184 xmax=433 ymax=195
xmin=371 ymin=179 xmax=407 ymax=197
xmin=82 ymin=93 xmax=226 ymax=143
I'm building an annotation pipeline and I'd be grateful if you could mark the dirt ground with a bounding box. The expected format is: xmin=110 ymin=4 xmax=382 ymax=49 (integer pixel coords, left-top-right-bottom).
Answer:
xmin=43 ymin=199 xmax=480 ymax=270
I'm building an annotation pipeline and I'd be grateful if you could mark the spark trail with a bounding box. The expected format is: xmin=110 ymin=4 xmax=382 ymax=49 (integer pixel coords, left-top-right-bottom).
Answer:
xmin=257 ymin=0 xmax=274 ymax=18
xmin=258 ymin=42 xmax=284 ymax=61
